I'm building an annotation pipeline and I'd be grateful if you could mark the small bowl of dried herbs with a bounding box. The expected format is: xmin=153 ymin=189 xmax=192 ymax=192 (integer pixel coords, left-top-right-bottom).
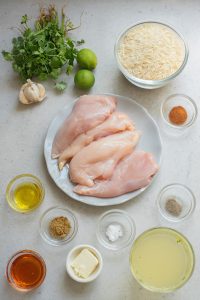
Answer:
xmin=39 ymin=206 xmax=78 ymax=246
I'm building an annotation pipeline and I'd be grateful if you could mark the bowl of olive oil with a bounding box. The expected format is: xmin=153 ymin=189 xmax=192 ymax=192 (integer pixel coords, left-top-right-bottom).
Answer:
xmin=6 ymin=174 xmax=45 ymax=213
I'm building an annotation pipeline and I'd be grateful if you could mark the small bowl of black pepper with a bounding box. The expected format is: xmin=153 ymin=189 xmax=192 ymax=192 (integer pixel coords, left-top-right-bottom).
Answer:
xmin=39 ymin=207 xmax=78 ymax=246
xmin=157 ymin=183 xmax=196 ymax=222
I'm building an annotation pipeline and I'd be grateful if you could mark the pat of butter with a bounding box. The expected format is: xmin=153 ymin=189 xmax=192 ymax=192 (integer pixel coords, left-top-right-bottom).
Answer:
xmin=71 ymin=248 xmax=99 ymax=279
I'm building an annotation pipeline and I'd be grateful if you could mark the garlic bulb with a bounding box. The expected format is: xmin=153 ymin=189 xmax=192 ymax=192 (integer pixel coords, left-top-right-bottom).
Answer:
xmin=19 ymin=79 xmax=46 ymax=104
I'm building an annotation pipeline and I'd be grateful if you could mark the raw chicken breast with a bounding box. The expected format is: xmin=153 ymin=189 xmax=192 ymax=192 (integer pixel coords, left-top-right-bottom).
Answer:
xmin=58 ymin=112 xmax=135 ymax=170
xmin=69 ymin=131 xmax=140 ymax=187
xmin=52 ymin=95 xmax=117 ymax=158
xmin=74 ymin=151 xmax=158 ymax=197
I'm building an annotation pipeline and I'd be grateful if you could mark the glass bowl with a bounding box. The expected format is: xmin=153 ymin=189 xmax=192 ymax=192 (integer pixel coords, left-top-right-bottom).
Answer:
xmin=115 ymin=21 xmax=188 ymax=89
xmin=130 ymin=227 xmax=195 ymax=292
xmin=6 ymin=250 xmax=46 ymax=292
xmin=6 ymin=174 xmax=45 ymax=213
xmin=161 ymin=94 xmax=198 ymax=136
xmin=96 ymin=209 xmax=136 ymax=251
xmin=39 ymin=207 xmax=78 ymax=246
xmin=157 ymin=183 xmax=195 ymax=222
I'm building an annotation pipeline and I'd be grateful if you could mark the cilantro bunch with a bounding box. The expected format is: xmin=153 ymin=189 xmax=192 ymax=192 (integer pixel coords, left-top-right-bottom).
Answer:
xmin=2 ymin=5 xmax=84 ymax=91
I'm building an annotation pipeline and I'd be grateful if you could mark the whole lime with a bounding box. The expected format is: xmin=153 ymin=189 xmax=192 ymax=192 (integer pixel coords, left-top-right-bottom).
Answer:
xmin=74 ymin=70 xmax=95 ymax=89
xmin=77 ymin=48 xmax=97 ymax=70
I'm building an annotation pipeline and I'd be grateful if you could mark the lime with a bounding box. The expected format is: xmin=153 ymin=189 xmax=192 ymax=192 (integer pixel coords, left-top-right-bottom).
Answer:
xmin=74 ymin=70 xmax=95 ymax=89
xmin=77 ymin=48 xmax=97 ymax=70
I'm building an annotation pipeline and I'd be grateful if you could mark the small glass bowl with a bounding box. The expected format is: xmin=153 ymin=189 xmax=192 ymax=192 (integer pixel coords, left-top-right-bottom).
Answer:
xmin=6 ymin=174 xmax=45 ymax=213
xmin=39 ymin=207 xmax=78 ymax=246
xmin=161 ymin=94 xmax=198 ymax=135
xmin=96 ymin=209 xmax=136 ymax=251
xmin=6 ymin=250 xmax=46 ymax=292
xmin=115 ymin=21 xmax=188 ymax=89
xmin=157 ymin=183 xmax=196 ymax=222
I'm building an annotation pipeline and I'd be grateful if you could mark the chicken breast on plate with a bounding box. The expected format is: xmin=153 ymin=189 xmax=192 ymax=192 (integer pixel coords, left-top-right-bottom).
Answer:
xmin=58 ymin=112 xmax=134 ymax=170
xmin=69 ymin=131 xmax=140 ymax=187
xmin=52 ymin=94 xmax=117 ymax=158
xmin=74 ymin=151 xmax=158 ymax=197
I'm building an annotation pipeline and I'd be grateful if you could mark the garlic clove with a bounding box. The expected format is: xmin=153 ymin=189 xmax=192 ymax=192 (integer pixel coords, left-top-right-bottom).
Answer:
xmin=36 ymin=83 xmax=46 ymax=102
xmin=19 ymin=83 xmax=30 ymax=104
xmin=19 ymin=79 xmax=46 ymax=104
xmin=23 ymin=83 xmax=40 ymax=102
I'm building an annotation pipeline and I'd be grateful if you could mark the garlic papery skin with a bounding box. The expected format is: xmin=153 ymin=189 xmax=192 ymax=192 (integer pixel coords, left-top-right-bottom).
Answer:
xmin=19 ymin=79 xmax=46 ymax=104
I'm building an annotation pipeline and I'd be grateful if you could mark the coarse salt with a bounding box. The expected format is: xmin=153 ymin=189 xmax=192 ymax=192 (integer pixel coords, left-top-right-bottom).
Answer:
xmin=106 ymin=224 xmax=123 ymax=242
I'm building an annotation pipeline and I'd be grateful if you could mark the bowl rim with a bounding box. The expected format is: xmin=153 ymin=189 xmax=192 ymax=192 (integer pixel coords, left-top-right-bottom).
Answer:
xmin=129 ymin=227 xmax=195 ymax=293
xmin=39 ymin=206 xmax=78 ymax=246
xmin=66 ymin=244 xmax=103 ymax=283
xmin=6 ymin=173 xmax=45 ymax=213
xmin=114 ymin=20 xmax=189 ymax=85
xmin=160 ymin=93 xmax=198 ymax=129
xmin=156 ymin=183 xmax=196 ymax=222
xmin=96 ymin=209 xmax=136 ymax=250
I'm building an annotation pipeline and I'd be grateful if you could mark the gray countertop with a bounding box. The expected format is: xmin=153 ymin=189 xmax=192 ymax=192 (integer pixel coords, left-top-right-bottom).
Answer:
xmin=0 ymin=0 xmax=200 ymax=299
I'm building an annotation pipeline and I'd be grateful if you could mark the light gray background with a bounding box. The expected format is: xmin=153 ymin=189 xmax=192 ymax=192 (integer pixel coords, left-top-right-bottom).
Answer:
xmin=0 ymin=0 xmax=200 ymax=299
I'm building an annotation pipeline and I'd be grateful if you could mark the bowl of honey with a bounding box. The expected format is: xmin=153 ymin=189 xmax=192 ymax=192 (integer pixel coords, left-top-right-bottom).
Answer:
xmin=6 ymin=174 xmax=45 ymax=213
xmin=6 ymin=250 xmax=46 ymax=292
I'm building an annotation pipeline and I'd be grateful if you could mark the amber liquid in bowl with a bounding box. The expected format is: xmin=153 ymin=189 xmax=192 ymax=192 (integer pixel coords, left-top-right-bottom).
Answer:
xmin=6 ymin=250 xmax=46 ymax=291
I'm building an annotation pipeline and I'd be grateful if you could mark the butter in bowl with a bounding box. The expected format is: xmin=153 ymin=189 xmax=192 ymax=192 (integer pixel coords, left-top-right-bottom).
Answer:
xmin=66 ymin=245 xmax=103 ymax=283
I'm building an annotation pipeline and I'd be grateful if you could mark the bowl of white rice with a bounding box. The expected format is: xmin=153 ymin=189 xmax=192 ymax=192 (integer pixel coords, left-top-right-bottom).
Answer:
xmin=115 ymin=21 xmax=188 ymax=89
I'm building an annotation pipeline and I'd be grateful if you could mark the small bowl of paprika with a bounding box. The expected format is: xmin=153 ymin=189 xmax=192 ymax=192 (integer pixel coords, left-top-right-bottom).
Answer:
xmin=161 ymin=94 xmax=197 ymax=135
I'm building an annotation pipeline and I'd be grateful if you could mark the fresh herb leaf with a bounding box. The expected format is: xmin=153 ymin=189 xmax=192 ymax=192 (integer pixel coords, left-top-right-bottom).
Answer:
xmin=55 ymin=81 xmax=67 ymax=91
xmin=66 ymin=65 xmax=73 ymax=75
xmin=38 ymin=73 xmax=48 ymax=81
xmin=2 ymin=51 xmax=13 ymax=61
xmin=21 ymin=14 xmax=28 ymax=25
xmin=77 ymin=39 xmax=85 ymax=46
xmin=50 ymin=68 xmax=61 ymax=79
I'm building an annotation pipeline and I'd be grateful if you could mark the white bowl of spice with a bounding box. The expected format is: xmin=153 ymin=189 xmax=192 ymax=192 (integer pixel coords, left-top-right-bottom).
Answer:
xmin=39 ymin=207 xmax=78 ymax=246
xmin=66 ymin=244 xmax=103 ymax=283
xmin=115 ymin=21 xmax=188 ymax=89
xmin=157 ymin=183 xmax=196 ymax=222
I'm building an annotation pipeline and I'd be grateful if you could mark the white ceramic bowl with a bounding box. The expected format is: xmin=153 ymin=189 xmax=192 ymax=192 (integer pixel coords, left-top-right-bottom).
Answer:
xmin=66 ymin=244 xmax=103 ymax=283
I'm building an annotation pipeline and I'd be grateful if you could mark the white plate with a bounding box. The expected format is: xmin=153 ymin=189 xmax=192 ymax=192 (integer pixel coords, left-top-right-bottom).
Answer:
xmin=44 ymin=94 xmax=162 ymax=206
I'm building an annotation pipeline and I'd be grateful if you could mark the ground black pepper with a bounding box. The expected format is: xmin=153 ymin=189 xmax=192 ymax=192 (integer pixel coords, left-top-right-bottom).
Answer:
xmin=165 ymin=199 xmax=182 ymax=216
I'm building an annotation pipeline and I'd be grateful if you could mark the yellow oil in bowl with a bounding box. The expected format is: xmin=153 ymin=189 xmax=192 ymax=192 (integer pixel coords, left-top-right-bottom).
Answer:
xmin=130 ymin=227 xmax=194 ymax=292
xmin=6 ymin=174 xmax=44 ymax=213
xmin=14 ymin=182 xmax=42 ymax=211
